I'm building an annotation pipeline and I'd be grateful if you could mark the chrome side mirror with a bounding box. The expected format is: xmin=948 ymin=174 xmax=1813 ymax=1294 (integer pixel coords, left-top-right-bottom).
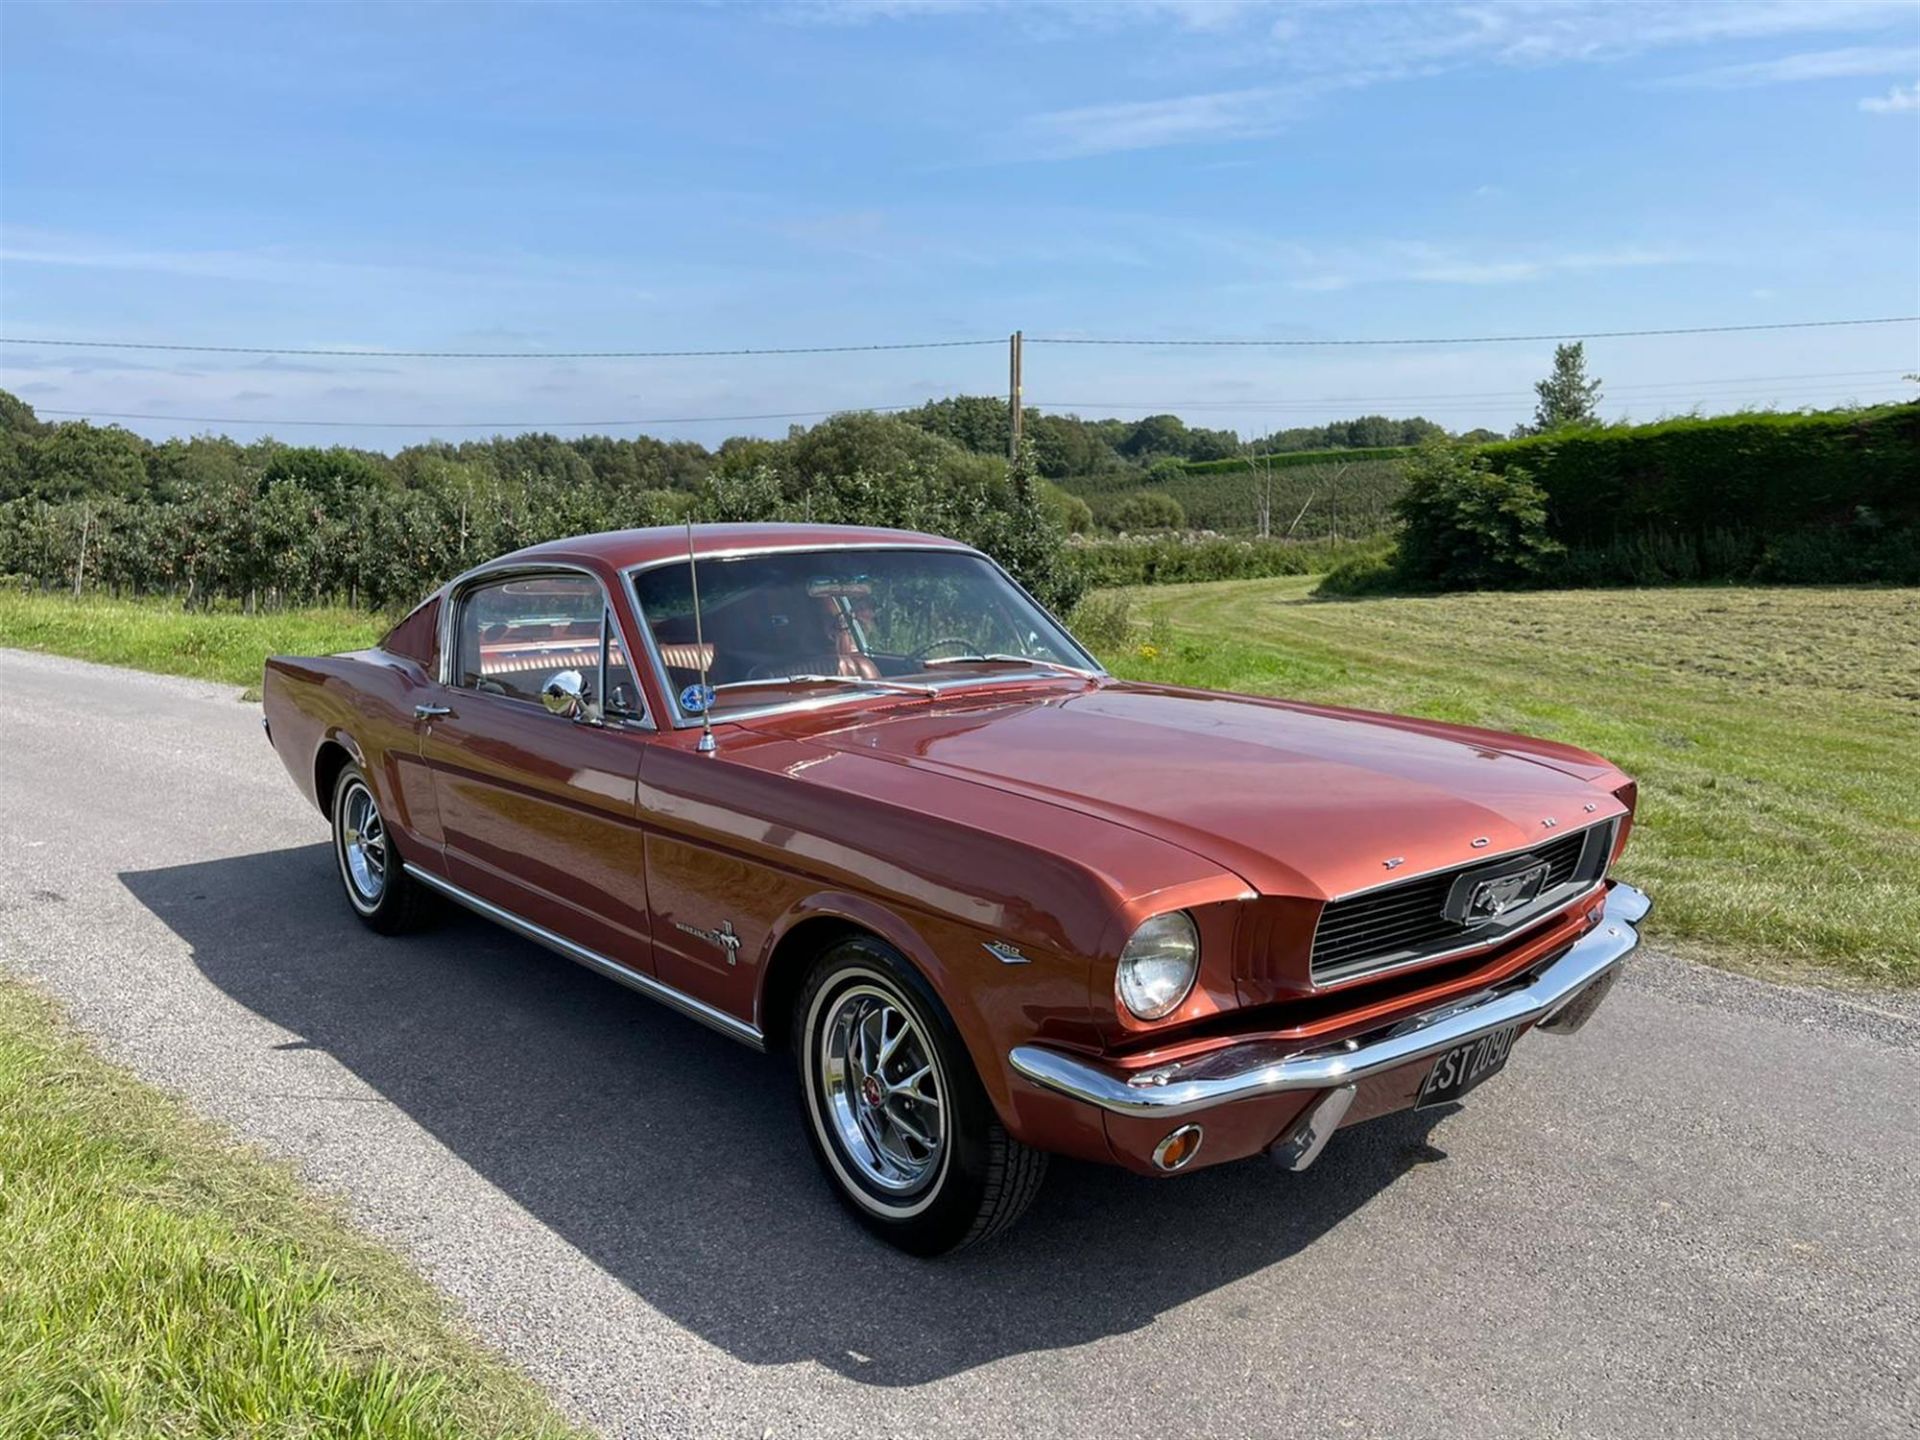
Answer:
xmin=541 ymin=669 xmax=588 ymax=719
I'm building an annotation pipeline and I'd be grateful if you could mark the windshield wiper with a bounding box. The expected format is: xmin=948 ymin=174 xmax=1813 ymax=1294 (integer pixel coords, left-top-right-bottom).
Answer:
xmin=922 ymin=654 xmax=1101 ymax=678
xmin=711 ymin=673 xmax=939 ymax=697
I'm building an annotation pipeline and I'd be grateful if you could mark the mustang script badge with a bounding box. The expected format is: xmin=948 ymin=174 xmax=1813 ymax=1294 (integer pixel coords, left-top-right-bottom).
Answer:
xmin=673 ymin=917 xmax=742 ymax=964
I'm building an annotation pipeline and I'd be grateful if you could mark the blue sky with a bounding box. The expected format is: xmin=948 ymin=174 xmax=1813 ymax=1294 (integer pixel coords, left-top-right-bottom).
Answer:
xmin=2 ymin=0 xmax=1916 ymax=450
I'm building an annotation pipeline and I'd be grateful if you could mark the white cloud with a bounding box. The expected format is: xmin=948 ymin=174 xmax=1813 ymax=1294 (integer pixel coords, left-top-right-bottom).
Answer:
xmin=1156 ymin=222 xmax=1700 ymax=290
xmin=986 ymin=1 xmax=1920 ymax=155
xmin=1860 ymin=81 xmax=1920 ymax=112
xmin=785 ymin=0 xmax=1262 ymax=33
xmin=1396 ymin=246 xmax=1687 ymax=286
xmin=1023 ymin=84 xmax=1313 ymax=157
xmin=1655 ymin=45 xmax=1919 ymax=89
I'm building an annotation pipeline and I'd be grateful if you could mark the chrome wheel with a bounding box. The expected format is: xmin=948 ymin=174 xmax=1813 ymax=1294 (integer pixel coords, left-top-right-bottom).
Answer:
xmin=818 ymin=983 xmax=947 ymax=1195
xmin=337 ymin=778 xmax=387 ymax=909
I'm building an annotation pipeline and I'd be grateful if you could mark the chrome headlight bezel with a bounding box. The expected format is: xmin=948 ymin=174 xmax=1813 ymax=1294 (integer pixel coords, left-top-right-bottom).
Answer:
xmin=1115 ymin=910 xmax=1200 ymax=1021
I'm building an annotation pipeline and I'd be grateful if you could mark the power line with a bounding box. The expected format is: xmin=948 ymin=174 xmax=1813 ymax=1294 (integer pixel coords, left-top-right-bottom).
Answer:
xmin=1 ymin=315 xmax=1913 ymax=360
xmin=1039 ymin=387 xmax=1913 ymax=417
xmin=0 ymin=336 xmax=1002 ymax=359
xmin=1027 ymin=317 xmax=1918 ymax=346
xmin=1041 ymin=370 xmax=1914 ymax=412
xmin=33 ymin=380 xmax=1911 ymax=434
xmin=28 ymin=403 xmax=928 ymax=430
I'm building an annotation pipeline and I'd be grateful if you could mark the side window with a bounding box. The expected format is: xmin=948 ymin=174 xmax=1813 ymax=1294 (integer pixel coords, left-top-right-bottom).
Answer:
xmin=601 ymin=607 xmax=645 ymax=723
xmin=456 ymin=574 xmax=618 ymax=713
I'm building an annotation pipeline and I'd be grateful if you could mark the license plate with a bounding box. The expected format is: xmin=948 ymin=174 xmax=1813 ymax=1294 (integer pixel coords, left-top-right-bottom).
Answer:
xmin=1416 ymin=1023 xmax=1520 ymax=1109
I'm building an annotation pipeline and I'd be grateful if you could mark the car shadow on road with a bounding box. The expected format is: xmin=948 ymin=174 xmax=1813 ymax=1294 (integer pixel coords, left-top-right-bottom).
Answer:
xmin=124 ymin=843 xmax=1455 ymax=1388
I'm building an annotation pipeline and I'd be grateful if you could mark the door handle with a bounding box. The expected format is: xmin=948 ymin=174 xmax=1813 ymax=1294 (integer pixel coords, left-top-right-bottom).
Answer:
xmin=414 ymin=704 xmax=453 ymax=720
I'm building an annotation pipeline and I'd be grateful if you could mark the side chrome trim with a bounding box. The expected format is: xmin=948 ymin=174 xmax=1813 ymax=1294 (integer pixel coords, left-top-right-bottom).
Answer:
xmin=1009 ymin=882 xmax=1650 ymax=1120
xmin=401 ymin=863 xmax=765 ymax=1050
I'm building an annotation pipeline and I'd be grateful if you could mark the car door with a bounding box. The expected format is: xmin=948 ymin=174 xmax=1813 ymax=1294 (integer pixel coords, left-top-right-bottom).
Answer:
xmin=417 ymin=566 xmax=656 ymax=972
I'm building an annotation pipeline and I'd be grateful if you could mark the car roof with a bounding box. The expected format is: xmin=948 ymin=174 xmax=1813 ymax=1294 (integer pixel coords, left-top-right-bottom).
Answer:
xmin=491 ymin=522 xmax=974 ymax=573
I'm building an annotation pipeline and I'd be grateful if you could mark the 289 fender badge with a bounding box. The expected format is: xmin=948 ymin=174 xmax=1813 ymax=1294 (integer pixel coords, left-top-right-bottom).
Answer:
xmin=983 ymin=940 xmax=1030 ymax=964
xmin=680 ymin=683 xmax=716 ymax=714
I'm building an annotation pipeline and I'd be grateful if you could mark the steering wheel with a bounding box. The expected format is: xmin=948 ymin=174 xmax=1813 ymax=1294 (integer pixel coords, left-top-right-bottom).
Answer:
xmin=909 ymin=637 xmax=987 ymax=664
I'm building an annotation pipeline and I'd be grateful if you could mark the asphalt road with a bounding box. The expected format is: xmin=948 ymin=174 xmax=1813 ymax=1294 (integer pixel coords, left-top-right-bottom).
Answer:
xmin=3 ymin=648 xmax=1916 ymax=1439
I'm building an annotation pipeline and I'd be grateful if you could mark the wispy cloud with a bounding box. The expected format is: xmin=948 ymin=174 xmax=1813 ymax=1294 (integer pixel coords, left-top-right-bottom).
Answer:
xmin=1394 ymin=245 xmax=1690 ymax=287
xmin=1654 ymin=45 xmax=1920 ymax=89
xmin=0 ymin=226 xmax=668 ymax=306
xmin=1860 ymin=81 xmax=1920 ymax=113
xmin=1023 ymin=83 xmax=1323 ymax=157
xmin=784 ymin=0 xmax=1261 ymax=33
xmin=985 ymin=1 xmax=1919 ymax=155
xmin=1159 ymin=223 xmax=1700 ymax=291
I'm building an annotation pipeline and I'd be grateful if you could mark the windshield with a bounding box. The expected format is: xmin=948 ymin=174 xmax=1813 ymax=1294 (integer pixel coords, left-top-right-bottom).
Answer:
xmin=628 ymin=547 xmax=1097 ymax=720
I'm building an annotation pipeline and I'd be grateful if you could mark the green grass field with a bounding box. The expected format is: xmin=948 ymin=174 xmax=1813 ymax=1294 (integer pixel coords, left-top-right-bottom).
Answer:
xmin=0 ymin=591 xmax=383 ymax=698
xmin=0 ymin=980 xmax=584 ymax=1440
xmin=1096 ymin=578 xmax=1920 ymax=987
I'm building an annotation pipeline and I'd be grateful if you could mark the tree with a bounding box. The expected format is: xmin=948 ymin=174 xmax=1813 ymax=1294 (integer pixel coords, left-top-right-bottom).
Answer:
xmin=1110 ymin=490 xmax=1186 ymax=532
xmin=1530 ymin=342 xmax=1604 ymax=433
xmin=26 ymin=422 xmax=152 ymax=503
xmin=1118 ymin=413 xmax=1192 ymax=461
xmin=1393 ymin=441 xmax=1563 ymax=589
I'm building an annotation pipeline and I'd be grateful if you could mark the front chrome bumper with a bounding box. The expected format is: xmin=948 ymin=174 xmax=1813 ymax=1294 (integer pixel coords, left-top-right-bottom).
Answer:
xmin=1009 ymin=882 xmax=1650 ymax=1122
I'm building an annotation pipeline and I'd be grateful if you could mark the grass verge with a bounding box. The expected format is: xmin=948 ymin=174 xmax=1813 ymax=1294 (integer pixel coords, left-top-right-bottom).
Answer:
xmin=0 ymin=592 xmax=383 ymax=699
xmin=0 ymin=978 xmax=585 ymax=1439
xmin=1096 ymin=578 xmax=1920 ymax=987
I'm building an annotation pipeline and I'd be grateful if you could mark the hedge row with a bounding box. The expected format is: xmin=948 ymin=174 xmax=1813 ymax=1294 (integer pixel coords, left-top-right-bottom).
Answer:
xmin=1064 ymin=534 xmax=1391 ymax=588
xmin=1478 ymin=403 xmax=1920 ymax=546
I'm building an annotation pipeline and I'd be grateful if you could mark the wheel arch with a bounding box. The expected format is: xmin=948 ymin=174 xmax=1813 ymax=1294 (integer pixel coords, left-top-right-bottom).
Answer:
xmin=756 ymin=893 xmax=953 ymax=1057
xmin=313 ymin=730 xmax=367 ymax=815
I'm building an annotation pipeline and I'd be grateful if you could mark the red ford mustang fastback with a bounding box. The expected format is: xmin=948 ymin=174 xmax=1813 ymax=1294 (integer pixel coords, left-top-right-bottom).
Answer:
xmin=263 ymin=523 xmax=1649 ymax=1254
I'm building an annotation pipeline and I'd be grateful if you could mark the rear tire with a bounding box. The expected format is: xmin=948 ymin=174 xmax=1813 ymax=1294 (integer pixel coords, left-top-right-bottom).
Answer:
xmin=794 ymin=936 xmax=1046 ymax=1255
xmin=330 ymin=763 xmax=432 ymax=935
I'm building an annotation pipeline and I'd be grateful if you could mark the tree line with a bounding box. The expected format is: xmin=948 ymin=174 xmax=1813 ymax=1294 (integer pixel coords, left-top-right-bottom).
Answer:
xmin=0 ymin=393 xmax=1083 ymax=614
xmin=0 ymin=385 xmax=1460 ymax=512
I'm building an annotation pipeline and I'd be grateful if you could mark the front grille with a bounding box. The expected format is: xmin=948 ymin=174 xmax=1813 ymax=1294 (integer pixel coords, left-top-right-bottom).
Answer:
xmin=1310 ymin=821 xmax=1614 ymax=985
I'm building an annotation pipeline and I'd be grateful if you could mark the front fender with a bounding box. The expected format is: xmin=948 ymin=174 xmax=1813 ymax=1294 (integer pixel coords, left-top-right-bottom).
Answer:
xmin=757 ymin=888 xmax=1119 ymax=1166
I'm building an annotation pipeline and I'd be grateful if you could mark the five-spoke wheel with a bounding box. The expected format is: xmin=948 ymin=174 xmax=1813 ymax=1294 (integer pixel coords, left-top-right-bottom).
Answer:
xmin=330 ymin=763 xmax=430 ymax=934
xmin=797 ymin=938 xmax=1046 ymax=1255
xmin=820 ymin=984 xmax=948 ymax=1196
xmin=337 ymin=776 xmax=388 ymax=911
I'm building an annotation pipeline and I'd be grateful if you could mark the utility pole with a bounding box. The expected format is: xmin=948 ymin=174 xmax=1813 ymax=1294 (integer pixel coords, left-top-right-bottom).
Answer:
xmin=72 ymin=503 xmax=91 ymax=598
xmin=1007 ymin=330 xmax=1023 ymax=463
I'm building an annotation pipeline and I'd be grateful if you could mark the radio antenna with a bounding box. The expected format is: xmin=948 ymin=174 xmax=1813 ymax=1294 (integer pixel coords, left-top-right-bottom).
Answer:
xmin=686 ymin=516 xmax=717 ymax=754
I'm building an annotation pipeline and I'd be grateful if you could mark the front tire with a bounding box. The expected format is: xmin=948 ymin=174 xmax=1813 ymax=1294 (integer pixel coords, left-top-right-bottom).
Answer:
xmin=330 ymin=763 xmax=431 ymax=934
xmin=795 ymin=937 xmax=1046 ymax=1255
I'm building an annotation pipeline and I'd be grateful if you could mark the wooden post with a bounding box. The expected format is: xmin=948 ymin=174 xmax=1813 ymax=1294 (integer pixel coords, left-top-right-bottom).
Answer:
xmin=72 ymin=504 xmax=91 ymax=598
xmin=1007 ymin=330 xmax=1023 ymax=463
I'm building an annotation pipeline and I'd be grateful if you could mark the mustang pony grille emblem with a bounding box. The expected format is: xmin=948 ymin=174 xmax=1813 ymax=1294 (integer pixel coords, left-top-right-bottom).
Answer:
xmin=1444 ymin=857 xmax=1552 ymax=930
xmin=673 ymin=917 xmax=742 ymax=965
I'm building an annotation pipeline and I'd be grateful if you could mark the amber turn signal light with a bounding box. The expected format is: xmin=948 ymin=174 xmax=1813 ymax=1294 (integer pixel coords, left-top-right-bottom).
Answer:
xmin=1151 ymin=1124 xmax=1204 ymax=1172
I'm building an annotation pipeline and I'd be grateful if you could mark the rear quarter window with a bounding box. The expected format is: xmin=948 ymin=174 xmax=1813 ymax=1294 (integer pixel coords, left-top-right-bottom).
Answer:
xmin=380 ymin=595 xmax=442 ymax=668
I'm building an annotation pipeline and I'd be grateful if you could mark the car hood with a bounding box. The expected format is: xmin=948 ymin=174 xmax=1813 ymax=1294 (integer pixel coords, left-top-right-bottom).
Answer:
xmin=803 ymin=682 xmax=1627 ymax=899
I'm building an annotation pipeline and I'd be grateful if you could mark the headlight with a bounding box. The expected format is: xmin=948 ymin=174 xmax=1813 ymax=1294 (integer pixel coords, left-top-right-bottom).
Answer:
xmin=1116 ymin=912 xmax=1199 ymax=1020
